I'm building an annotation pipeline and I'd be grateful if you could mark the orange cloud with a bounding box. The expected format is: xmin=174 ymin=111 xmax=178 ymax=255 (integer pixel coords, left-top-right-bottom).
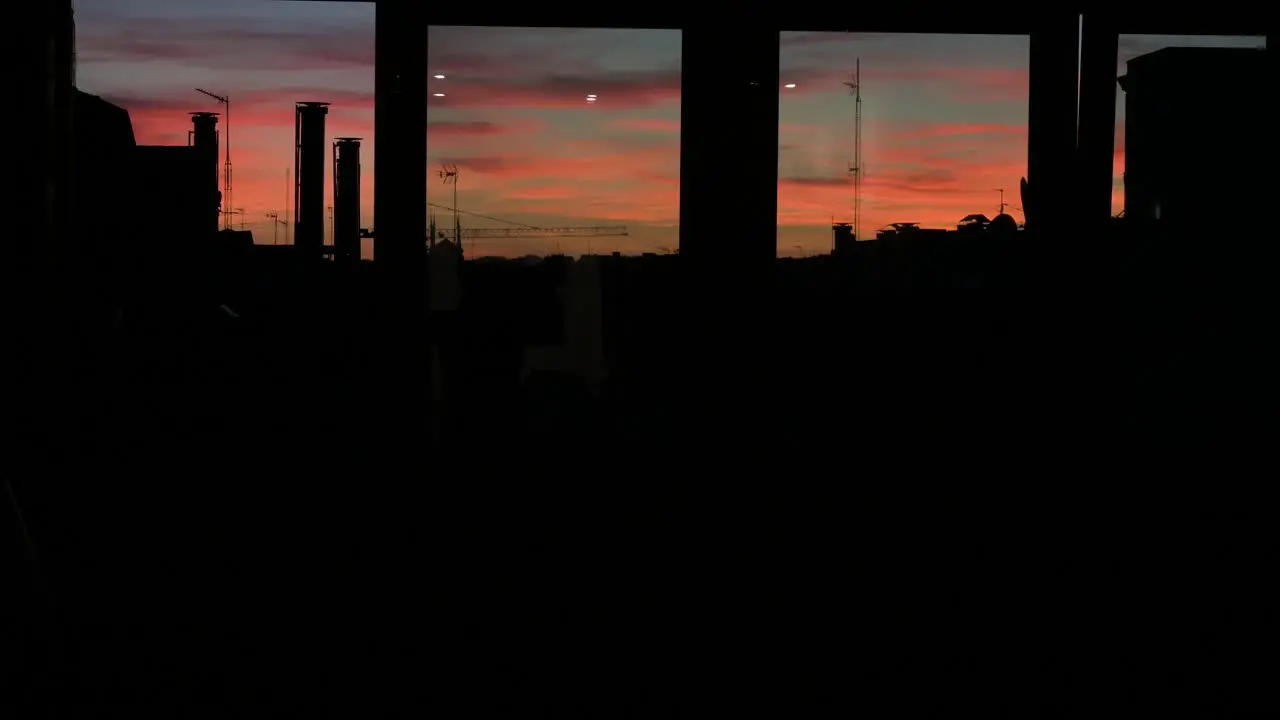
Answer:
xmin=431 ymin=143 xmax=680 ymax=226
xmin=779 ymin=119 xmax=1027 ymax=233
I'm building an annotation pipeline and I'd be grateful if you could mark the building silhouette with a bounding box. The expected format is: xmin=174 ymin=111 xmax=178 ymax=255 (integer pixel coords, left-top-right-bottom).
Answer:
xmin=1118 ymin=47 xmax=1267 ymax=227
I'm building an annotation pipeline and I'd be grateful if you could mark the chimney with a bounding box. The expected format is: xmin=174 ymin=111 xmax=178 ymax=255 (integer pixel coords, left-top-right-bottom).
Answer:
xmin=189 ymin=111 xmax=220 ymax=235
xmin=293 ymin=102 xmax=330 ymax=257
xmin=333 ymin=137 xmax=362 ymax=265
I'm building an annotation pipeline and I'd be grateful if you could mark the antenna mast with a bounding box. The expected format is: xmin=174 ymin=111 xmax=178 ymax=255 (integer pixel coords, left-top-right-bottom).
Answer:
xmin=843 ymin=60 xmax=863 ymax=241
xmin=284 ymin=168 xmax=291 ymax=245
xmin=995 ymin=187 xmax=1007 ymax=215
xmin=439 ymin=163 xmax=460 ymax=246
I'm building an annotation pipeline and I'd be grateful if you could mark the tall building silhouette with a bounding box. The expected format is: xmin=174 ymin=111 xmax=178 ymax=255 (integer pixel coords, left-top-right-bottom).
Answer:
xmin=1118 ymin=47 xmax=1267 ymax=227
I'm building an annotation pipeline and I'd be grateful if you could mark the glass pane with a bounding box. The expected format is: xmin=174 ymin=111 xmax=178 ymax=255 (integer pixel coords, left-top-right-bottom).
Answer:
xmin=778 ymin=32 xmax=1029 ymax=254
xmin=76 ymin=0 xmax=376 ymax=257
xmin=427 ymin=26 xmax=681 ymax=258
xmin=1113 ymin=34 xmax=1266 ymax=219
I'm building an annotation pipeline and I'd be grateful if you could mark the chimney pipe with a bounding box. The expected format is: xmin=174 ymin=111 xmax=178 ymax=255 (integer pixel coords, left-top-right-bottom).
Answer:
xmin=294 ymin=102 xmax=330 ymax=257
xmin=333 ymin=137 xmax=362 ymax=265
xmin=189 ymin=111 xmax=220 ymax=235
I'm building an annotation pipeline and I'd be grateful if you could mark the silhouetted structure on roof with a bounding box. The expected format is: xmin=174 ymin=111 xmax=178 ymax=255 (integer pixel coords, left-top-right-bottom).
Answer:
xmin=293 ymin=102 xmax=329 ymax=258
xmin=70 ymin=89 xmax=135 ymax=323
xmin=988 ymin=212 xmax=1018 ymax=236
xmin=831 ymin=222 xmax=854 ymax=256
xmin=132 ymin=111 xmax=222 ymax=251
xmin=1118 ymin=46 xmax=1268 ymax=227
xmin=187 ymin=111 xmax=222 ymax=236
xmin=333 ymin=137 xmax=363 ymax=265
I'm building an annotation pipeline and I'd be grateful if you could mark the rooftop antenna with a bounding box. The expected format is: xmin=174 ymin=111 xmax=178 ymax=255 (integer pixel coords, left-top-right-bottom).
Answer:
xmin=438 ymin=163 xmax=459 ymax=246
xmin=195 ymin=88 xmax=232 ymax=231
xmin=994 ymin=187 xmax=1007 ymax=215
xmin=842 ymin=59 xmax=862 ymax=242
xmin=265 ymin=212 xmax=286 ymax=245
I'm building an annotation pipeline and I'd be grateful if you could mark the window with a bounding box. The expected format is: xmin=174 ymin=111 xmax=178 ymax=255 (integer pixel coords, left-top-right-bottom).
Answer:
xmin=1112 ymin=34 xmax=1266 ymax=219
xmin=778 ymin=32 xmax=1029 ymax=254
xmin=76 ymin=0 xmax=375 ymax=254
xmin=426 ymin=26 xmax=681 ymax=258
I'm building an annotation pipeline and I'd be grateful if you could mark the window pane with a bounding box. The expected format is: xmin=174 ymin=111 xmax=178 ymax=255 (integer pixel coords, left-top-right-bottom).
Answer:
xmin=76 ymin=0 xmax=376 ymax=256
xmin=779 ymin=32 xmax=1029 ymax=254
xmin=427 ymin=26 xmax=681 ymax=258
xmin=1113 ymin=34 xmax=1266 ymax=219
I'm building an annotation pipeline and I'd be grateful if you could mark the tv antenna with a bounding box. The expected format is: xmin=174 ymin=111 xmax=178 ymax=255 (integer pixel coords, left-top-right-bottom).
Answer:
xmin=842 ymin=59 xmax=862 ymax=242
xmin=265 ymin=212 xmax=287 ymax=245
xmin=994 ymin=187 xmax=1007 ymax=215
xmin=195 ymin=88 xmax=232 ymax=231
xmin=438 ymin=163 xmax=460 ymax=244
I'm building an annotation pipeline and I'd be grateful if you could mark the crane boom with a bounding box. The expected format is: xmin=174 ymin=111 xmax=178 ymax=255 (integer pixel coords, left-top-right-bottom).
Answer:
xmin=360 ymin=226 xmax=628 ymax=240
xmin=460 ymin=226 xmax=628 ymax=238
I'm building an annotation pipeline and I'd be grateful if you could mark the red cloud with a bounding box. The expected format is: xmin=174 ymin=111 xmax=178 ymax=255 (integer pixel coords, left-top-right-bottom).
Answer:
xmin=104 ymin=88 xmax=375 ymax=146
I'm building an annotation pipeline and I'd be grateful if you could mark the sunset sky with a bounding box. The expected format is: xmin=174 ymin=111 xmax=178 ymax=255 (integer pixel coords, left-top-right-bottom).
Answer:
xmin=75 ymin=1 xmax=1263 ymax=257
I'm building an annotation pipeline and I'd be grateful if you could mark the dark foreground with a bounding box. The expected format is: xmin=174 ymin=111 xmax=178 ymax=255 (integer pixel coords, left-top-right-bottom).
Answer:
xmin=11 ymin=230 xmax=1273 ymax=716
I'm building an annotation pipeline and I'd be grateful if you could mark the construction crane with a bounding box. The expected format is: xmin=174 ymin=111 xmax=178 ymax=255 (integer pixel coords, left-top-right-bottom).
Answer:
xmin=265 ymin=212 xmax=287 ymax=245
xmin=360 ymin=225 xmax=628 ymax=240
xmin=438 ymin=164 xmax=459 ymax=246
xmin=462 ymin=226 xmax=626 ymax=238
xmin=372 ymin=202 xmax=629 ymax=245
xmin=195 ymin=88 xmax=232 ymax=231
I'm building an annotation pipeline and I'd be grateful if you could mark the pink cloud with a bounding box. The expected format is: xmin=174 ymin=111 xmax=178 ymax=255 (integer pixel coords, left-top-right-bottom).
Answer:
xmin=607 ymin=118 xmax=681 ymax=133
